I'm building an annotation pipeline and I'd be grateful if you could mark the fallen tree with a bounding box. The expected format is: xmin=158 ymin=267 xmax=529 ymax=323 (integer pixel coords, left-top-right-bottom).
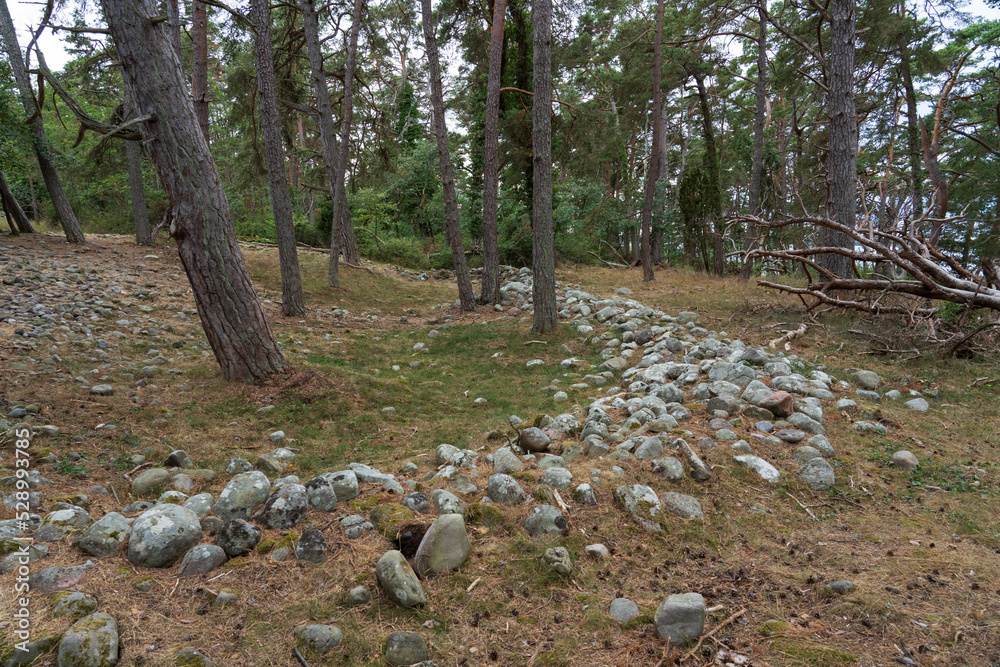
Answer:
xmin=738 ymin=212 xmax=1000 ymax=316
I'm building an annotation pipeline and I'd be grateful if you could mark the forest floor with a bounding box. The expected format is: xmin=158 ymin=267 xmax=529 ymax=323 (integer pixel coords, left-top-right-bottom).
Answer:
xmin=2 ymin=233 xmax=1000 ymax=666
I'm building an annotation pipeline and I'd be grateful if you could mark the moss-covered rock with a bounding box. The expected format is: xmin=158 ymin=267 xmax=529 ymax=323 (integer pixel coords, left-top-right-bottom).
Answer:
xmin=370 ymin=503 xmax=416 ymax=540
xmin=56 ymin=612 xmax=119 ymax=667
xmin=467 ymin=503 xmax=504 ymax=529
xmin=49 ymin=591 xmax=99 ymax=619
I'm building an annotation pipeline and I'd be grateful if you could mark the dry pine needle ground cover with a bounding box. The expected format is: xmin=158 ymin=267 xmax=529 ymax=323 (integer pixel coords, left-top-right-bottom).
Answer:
xmin=1 ymin=234 xmax=1000 ymax=666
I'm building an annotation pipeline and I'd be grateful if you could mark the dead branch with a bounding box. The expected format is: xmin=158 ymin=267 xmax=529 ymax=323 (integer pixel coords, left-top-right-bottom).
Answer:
xmin=739 ymin=211 xmax=1000 ymax=315
xmin=587 ymin=251 xmax=626 ymax=268
xmin=768 ymin=322 xmax=807 ymax=350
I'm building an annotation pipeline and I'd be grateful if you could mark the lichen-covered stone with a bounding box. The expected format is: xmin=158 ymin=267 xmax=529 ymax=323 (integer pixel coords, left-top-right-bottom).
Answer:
xmin=127 ymin=504 xmax=202 ymax=568
xmin=56 ymin=612 xmax=119 ymax=667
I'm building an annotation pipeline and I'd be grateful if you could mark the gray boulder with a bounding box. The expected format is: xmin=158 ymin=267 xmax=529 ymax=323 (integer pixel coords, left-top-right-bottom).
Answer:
xmin=659 ymin=492 xmax=703 ymax=520
xmin=609 ymin=598 xmax=639 ymax=623
xmin=412 ymin=514 xmax=471 ymax=576
xmin=177 ymin=544 xmax=228 ymax=576
xmin=796 ymin=457 xmax=836 ymax=490
xmin=252 ymin=483 xmax=308 ymax=529
xmin=524 ymin=505 xmax=568 ymax=537
xmin=296 ymin=529 xmax=328 ymax=564
xmin=487 ymin=474 xmax=527 ymax=504
xmin=36 ymin=507 xmax=93 ymax=543
xmin=385 ymin=631 xmax=428 ymax=666
xmin=654 ymin=593 xmax=706 ymax=644
xmin=375 ymin=550 xmax=427 ymax=608
xmin=56 ymin=612 xmax=119 ymax=667
xmin=892 ymin=450 xmax=919 ymax=471
xmin=131 ymin=468 xmax=170 ymax=497
xmin=304 ymin=476 xmax=338 ymax=512
xmin=614 ymin=485 xmax=666 ymax=532
xmin=215 ymin=519 xmax=261 ymax=558
xmin=519 ymin=427 xmax=551 ymax=452
xmin=294 ymin=624 xmax=342 ymax=653
xmin=74 ymin=512 xmax=129 ymax=558
xmin=127 ymin=504 xmax=201 ymax=568
xmin=543 ymin=546 xmax=573 ymax=575
xmin=733 ymin=455 xmax=781 ymax=483
xmin=491 ymin=447 xmax=524 ymax=475
xmin=321 ymin=470 xmax=359 ymax=502
xmin=212 ymin=471 xmax=271 ymax=522
xmin=852 ymin=370 xmax=881 ymax=390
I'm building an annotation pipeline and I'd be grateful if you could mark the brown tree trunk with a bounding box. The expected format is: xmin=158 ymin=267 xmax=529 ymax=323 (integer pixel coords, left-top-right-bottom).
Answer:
xmin=192 ymin=0 xmax=210 ymax=143
xmin=421 ymin=0 xmax=477 ymax=312
xmin=0 ymin=170 xmax=34 ymax=233
xmin=166 ymin=0 xmax=182 ymax=61
xmin=298 ymin=0 xmax=341 ymax=287
xmin=126 ymin=123 xmax=152 ymax=245
xmin=640 ymin=0 xmax=663 ymax=282
xmin=531 ymin=0 xmax=557 ymax=333
xmin=742 ymin=0 xmax=767 ymax=279
xmin=0 ymin=2 xmax=85 ymax=243
xmin=821 ymin=0 xmax=856 ymax=278
xmin=692 ymin=70 xmax=724 ymax=276
xmin=900 ymin=39 xmax=922 ymax=217
xmin=101 ymin=0 xmax=287 ymax=382
xmin=335 ymin=0 xmax=363 ymax=266
xmin=251 ymin=0 xmax=304 ymax=317
xmin=480 ymin=0 xmax=506 ymax=304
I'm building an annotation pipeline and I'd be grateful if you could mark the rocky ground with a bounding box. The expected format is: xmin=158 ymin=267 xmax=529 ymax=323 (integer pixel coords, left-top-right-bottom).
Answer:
xmin=2 ymin=234 xmax=1000 ymax=666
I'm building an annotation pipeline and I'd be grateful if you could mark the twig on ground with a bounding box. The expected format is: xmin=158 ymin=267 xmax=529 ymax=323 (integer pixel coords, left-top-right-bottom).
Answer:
xmin=681 ymin=609 xmax=746 ymax=663
xmin=293 ymin=648 xmax=311 ymax=667
xmin=123 ymin=461 xmax=152 ymax=481
xmin=788 ymin=492 xmax=818 ymax=521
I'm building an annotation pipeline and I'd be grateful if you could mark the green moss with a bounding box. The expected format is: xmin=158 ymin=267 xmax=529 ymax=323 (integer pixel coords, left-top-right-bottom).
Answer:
xmin=770 ymin=639 xmax=857 ymax=665
xmin=224 ymin=557 xmax=251 ymax=569
xmin=369 ymin=502 xmax=416 ymax=539
xmin=621 ymin=613 xmax=653 ymax=630
xmin=759 ymin=619 xmax=789 ymax=636
xmin=349 ymin=495 xmax=381 ymax=513
xmin=533 ymin=484 xmax=556 ymax=504
xmin=257 ymin=537 xmax=277 ymax=554
xmin=467 ymin=502 xmax=504 ymax=529
xmin=272 ymin=531 xmax=300 ymax=551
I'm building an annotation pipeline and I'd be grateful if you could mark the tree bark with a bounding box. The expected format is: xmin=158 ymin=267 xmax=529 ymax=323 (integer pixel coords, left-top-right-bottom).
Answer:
xmin=480 ymin=0 xmax=506 ymax=304
xmin=640 ymin=0 xmax=663 ymax=283
xmin=125 ymin=121 xmax=152 ymax=245
xmin=0 ymin=0 xmax=85 ymax=243
xmin=742 ymin=0 xmax=767 ymax=279
xmin=821 ymin=0 xmax=856 ymax=279
xmin=420 ymin=0 xmax=477 ymax=312
xmin=299 ymin=0 xmax=342 ymax=287
xmin=692 ymin=70 xmax=724 ymax=276
xmin=192 ymin=0 xmax=210 ymax=143
xmin=101 ymin=0 xmax=287 ymax=382
xmin=900 ymin=38 xmax=922 ymax=218
xmin=335 ymin=0 xmax=363 ymax=266
xmin=0 ymin=170 xmax=34 ymax=233
xmin=251 ymin=0 xmax=304 ymax=317
xmin=166 ymin=0 xmax=182 ymax=62
xmin=531 ymin=0 xmax=557 ymax=333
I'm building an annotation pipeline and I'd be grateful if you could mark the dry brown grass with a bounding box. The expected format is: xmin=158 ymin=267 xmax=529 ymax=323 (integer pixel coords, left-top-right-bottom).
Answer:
xmin=3 ymin=238 xmax=1000 ymax=665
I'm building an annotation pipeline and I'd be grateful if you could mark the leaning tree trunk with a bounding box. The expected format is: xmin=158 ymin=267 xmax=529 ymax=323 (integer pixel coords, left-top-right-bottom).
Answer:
xmin=742 ymin=0 xmax=767 ymax=279
xmin=125 ymin=118 xmax=153 ymax=245
xmin=640 ymin=0 xmax=664 ymax=283
xmin=100 ymin=0 xmax=286 ymax=382
xmin=900 ymin=39 xmax=922 ymax=218
xmin=192 ymin=0 xmax=210 ymax=142
xmin=166 ymin=0 xmax=182 ymax=61
xmin=0 ymin=170 xmax=34 ymax=233
xmin=299 ymin=0 xmax=342 ymax=287
xmin=821 ymin=0 xmax=857 ymax=279
xmin=0 ymin=0 xmax=85 ymax=243
xmin=251 ymin=0 xmax=304 ymax=317
xmin=334 ymin=0 xmax=363 ymax=266
xmin=479 ymin=0 xmax=506 ymax=305
xmin=531 ymin=0 xmax=557 ymax=333
xmin=420 ymin=0 xmax=477 ymax=312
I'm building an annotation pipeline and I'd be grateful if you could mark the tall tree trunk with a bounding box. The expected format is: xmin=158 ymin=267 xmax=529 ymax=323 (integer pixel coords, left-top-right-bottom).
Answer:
xmin=299 ymin=0 xmax=341 ymax=287
xmin=0 ymin=170 xmax=34 ymax=233
xmin=480 ymin=0 xmax=506 ymax=304
xmin=742 ymin=0 xmax=767 ymax=279
xmin=640 ymin=0 xmax=664 ymax=282
xmin=531 ymin=0 xmax=556 ymax=333
xmin=251 ymin=0 xmax=304 ymax=317
xmin=28 ymin=173 xmax=37 ymax=222
xmin=420 ymin=0 xmax=477 ymax=312
xmin=101 ymin=0 xmax=287 ymax=382
xmin=900 ymin=40 xmax=922 ymax=218
xmin=165 ymin=0 xmax=182 ymax=61
xmin=126 ymin=124 xmax=152 ymax=245
xmin=0 ymin=1 xmax=85 ymax=243
xmin=335 ymin=0 xmax=363 ymax=266
xmin=692 ymin=70 xmax=724 ymax=276
xmin=192 ymin=0 xmax=210 ymax=142
xmin=821 ymin=0 xmax=856 ymax=278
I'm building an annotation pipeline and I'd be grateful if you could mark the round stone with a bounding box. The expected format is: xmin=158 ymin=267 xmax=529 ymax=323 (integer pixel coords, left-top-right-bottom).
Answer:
xmin=385 ymin=631 xmax=428 ymax=666
xmin=127 ymin=504 xmax=202 ymax=568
